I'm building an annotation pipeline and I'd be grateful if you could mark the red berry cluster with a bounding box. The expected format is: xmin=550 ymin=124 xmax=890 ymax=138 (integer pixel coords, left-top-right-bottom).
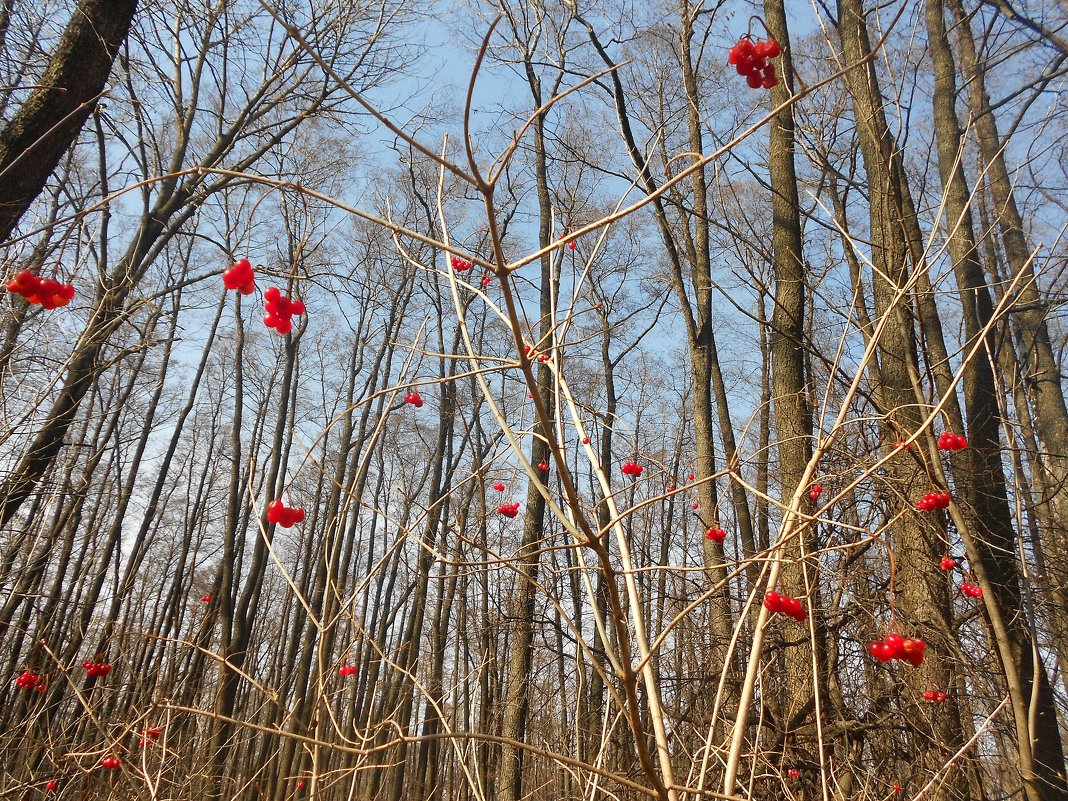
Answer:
xmin=14 ymin=670 xmax=42 ymax=690
xmin=537 ymin=462 xmax=549 ymax=471
xmin=82 ymin=660 xmax=112 ymax=677
xmin=787 ymin=769 xmax=800 ymax=779
xmin=492 ymin=481 xmax=505 ymax=492
xmin=338 ymin=665 xmax=357 ymax=676
xmin=917 ymin=491 xmax=951 ymax=511
xmin=727 ymin=36 xmax=781 ymax=89
xmin=497 ymin=502 xmax=520 ymax=518
xmin=939 ymin=556 xmax=957 ymax=571
xmin=201 ymin=593 xmax=212 ymax=603
xmin=764 ymin=591 xmax=807 ymax=621
xmin=868 ymin=634 xmax=925 ymax=666
xmin=621 ymin=461 xmax=643 ymax=477
xmin=263 ymin=286 xmax=305 ymax=335
xmin=404 ymin=390 xmax=423 ymax=408
xmin=6 ymin=270 xmax=76 ymax=309
xmin=960 ymin=581 xmax=983 ymax=598
xmin=938 ymin=432 xmax=968 ymax=451
xmin=222 ymin=258 xmax=256 ymax=295
xmin=267 ymin=500 xmax=305 ymax=528
xmin=450 ymin=256 xmax=472 ymax=271
xmin=100 ymin=756 xmax=121 ymax=770
xmin=138 ymin=726 xmax=164 ymax=746
xmin=808 ymin=484 xmax=823 ymax=500
xmin=923 ymin=689 xmax=947 ymax=703
xmin=705 ymin=527 xmax=726 ymax=543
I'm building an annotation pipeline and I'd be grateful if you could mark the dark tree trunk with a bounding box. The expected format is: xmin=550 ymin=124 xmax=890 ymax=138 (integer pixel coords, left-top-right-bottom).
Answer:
xmin=0 ymin=0 xmax=138 ymax=241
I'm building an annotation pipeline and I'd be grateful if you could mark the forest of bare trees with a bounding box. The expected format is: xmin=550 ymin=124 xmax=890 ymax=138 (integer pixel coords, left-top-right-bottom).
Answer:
xmin=1 ymin=1 xmax=1066 ymax=799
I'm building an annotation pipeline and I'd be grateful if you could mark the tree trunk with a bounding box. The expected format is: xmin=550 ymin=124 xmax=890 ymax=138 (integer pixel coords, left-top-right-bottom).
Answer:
xmin=0 ymin=0 xmax=138 ymax=240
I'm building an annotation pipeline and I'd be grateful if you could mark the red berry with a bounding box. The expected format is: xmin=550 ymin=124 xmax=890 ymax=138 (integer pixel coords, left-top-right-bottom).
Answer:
xmin=493 ymin=482 xmax=505 ymax=492
xmin=688 ymin=473 xmax=695 ymax=481
xmin=692 ymin=501 xmax=699 ymax=510
xmin=404 ymin=390 xmax=424 ymax=408
xmin=15 ymin=670 xmax=40 ymax=689
xmin=268 ymin=500 xmax=303 ymax=528
xmin=705 ymin=527 xmax=725 ymax=543
xmin=482 ymin=276 xmax=492 ymax=287
xmin=939 ymin=556 xmax=957 ymax=571
xmin=582 ymin=437 xmax=590 ymax=444
xmin=884 ymin=634 xmax=905 ymax=658
xmin=868 ymin=641 xmax=891 ymax=662
xmin=298 ymin=780 xmax=306 ymax=789
xmin=267 ymin=500 xmax=284 ymax=524
xmin=537 ymin=462 xmax=549 ymax=471
xmin=746 ymin=72 xmax=762 ymax=89
xmin=899 ymin=638 xmax=926 ymax=666
xmin=765 ymin=38 xmax=781 ymax=58
xmin=788 ymin=768 xmax=800 ymax=779
xmin=567 ymin=240 xmax=576 ymax=250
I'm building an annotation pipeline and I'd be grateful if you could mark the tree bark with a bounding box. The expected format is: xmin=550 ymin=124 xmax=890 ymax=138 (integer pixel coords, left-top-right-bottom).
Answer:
xmin=0 ymin=0 xmax=138 ymax=241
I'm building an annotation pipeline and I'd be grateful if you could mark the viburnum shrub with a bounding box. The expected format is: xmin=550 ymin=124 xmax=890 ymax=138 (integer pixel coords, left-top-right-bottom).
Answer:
xmin=266 ymin=500 xmax=305 ymax=528
xmin=705 ymin=527 xmax=726 ymax=543
xmin=917 ymin=491 xmax=951 ymax=511
xmin=6 ymin=269 xmax=75 ymax=308
xmin=868 ymin=633 xmax=926 ymax=666
xmin=727 ymin=18 xmax=781 ymax=90
xmin=82 ymin=660 xmax=112 ymax=677
xmin=764 ymin=591 xmax=807 ymax=622
xmin=14 ymin=670 xmax=41 ymax=690
xmin=938 ymin=431 xmax=968 ymax=451
xmin=263 ymin=286 xmax=305 ymax=334
xmin=222 ymin=258 xmax=256 ymax=294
